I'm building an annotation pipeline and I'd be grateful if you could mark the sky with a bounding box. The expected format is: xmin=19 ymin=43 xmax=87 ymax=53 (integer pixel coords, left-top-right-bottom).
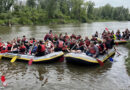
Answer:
xmin=87 ymin=0 xmax=130 ymax=9
xmin=19 ymin=0 xmax=130 ymax=9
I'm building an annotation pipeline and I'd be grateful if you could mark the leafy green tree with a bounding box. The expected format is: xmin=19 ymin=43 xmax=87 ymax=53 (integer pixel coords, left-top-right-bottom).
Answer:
xmin=0 ymin=0 xmax=14 ymax=13
xmin=27 ymin=0 xmax=36 ymax=8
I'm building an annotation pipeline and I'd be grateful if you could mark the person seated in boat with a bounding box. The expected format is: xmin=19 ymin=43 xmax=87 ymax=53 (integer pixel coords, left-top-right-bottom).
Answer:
xmin=6 ymin=42 xmax=12 ymax=51
xmin=105 ymin=36 xmax=114 ymax=49
xmin=69 ymin=38 xmax=77 ymax=50
xmin=59 ymin=33 xmax=64 ymax=41
xmin=116 ymin=30 xmax=121 ymax=40
xmin=86 ymin=42 xmax=99 ymax=58
xmin=29 ymin=38 xmax=37 ymax=46
xmin=44 ymin=33 xmax=49 ymax=41
xmin=54 ymin=39 xmax=64 ymax=52
xmin=48 ymin=30 xmax=53 ymax=41
xmin=11 ymin=43 xmax=19 ymax=53
xmin=70 ymin=33 xmax=76 ymax=39
xmin=53 ymin=34 xmax=58 ymax=44
xmin=94 ymin=31 xmax=98 ymax=37
xmin=24 ymin=41 xmax=30 ymax=54
xmin=45 ymin=40 xmax=54 ymax=53
xmin=70 ymin=41 xmax=82 ymax=53
xmin=78 ymin=39 xmax=85 ymax=52
xmin=35 ymin=40 xmax=46 ymax=56
xmin=124 ymin=29 xmax=130 ymax=40
xmin=76 ymin=35 xmax=81 ymax=40
xmin=17 ymin=37 xmax=21 ymax=43
xmin=85 ymin=36 xmax=90 ymax=47
xmin=31 ymin=43 xmax=38 ymax=54
xmin=22 ymin=35 xmax=27 ymax=43
xmin=122 ymin=32 xmax=126 ymax=39
xmin=91 ymin=35 xmax=98 ymax=44
xmin=19 ymin=43 xmax=26 ymax=54
xmin=64 ymin=33 xmax=69 ymax=40
xmin=96 ymin=41 xmax=105 ymax=55
xmin=62 ymin=44 xmax=70 ymax=52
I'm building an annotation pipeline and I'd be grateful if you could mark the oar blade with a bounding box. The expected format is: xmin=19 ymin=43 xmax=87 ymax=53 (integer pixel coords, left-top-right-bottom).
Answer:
xmin=11 ymin=56 xmax=17 ymax=63
xmin=28 ymin=59 xmax=33 ymax=66
xmin=96 ymin=59 xmax=104 ymax=66
xmin=0 ymin=55 xmax=2 ymax=59
xmin=59 ymin=56 xmax=64 ymax=62
xmin=109 ymin=57 xmax=113 ymax=62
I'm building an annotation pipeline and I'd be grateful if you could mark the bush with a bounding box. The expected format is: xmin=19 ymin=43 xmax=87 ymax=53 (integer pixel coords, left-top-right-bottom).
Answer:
xmin=0 ymin=20 xmax=5 ymax=25
xmin=19 ymin=17 xmax=33 ymax=25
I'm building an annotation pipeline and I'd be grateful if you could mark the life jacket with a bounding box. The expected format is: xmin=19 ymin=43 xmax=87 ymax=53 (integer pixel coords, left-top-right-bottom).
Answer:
xmin=58 ymin=41 xmax=63 ymax=48
xmin=91 ymin=37 xmax=97 ymax=41
xmin=113 ymin=34 xmax=116 ymax=40
xmin=89 ymin=46 xmax=96 ymax=54
xmin=76 ymin=36 xmax=81 ymax=40
xmin=22 ymin=38 xmax=26 ymax=42
xmin=17 ymin=39 xmax=21 ymax=43
xmin=20 ymin=45 xmax=26 ymax=50
xmin=65 ymin=35 xmax=69 ymax=39
xmin=71 ymin=35 xmax=76 ymax=39
xmin=49 ymin=33 xmax=53 ymax=39
xmin=40 ymin=45 xmax=45 ymax=52
xmin=79 ymin=42 xmax=84 ymax=46
xmin=0 ymin=42 xmax=3 ymax=51
xmin=85 ymin=40 xmax=90 ymax=46
xmin=44 ymin=34 xmax=49 ymax=41
xmin=19 ymin=45 xmax=26 ymax=54
xmin=30 ymin=40 xmax=33 ymax=44
xmin=97 ymin=45 xmax=103 ymax=51
xmin=7 ymin=44 xmax=12 ymax=50
xmin=62 ymin=45 xmax=67 ymax=51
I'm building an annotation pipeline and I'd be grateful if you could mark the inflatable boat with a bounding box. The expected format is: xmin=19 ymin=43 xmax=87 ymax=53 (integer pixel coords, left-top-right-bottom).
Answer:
xmin=0 ymin=51 xmax=64 ymax=63
xmin=65 ymin=48 xmax=115 ymax=65
xmin=114 ymin=40 xmax=128 ymax=44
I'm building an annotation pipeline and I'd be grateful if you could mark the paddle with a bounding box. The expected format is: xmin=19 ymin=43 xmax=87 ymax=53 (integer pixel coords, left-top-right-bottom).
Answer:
xmin=10 ymin=56 xmax=17 ymax=63
xmin=28 ymin=42 xmax=35 ymax=66
xmin=70 ymin=39 xmax=80 ymax=51
xmin=105 ymin=27 xmax=109 ymax=32
xmin=1 ymin=75 xmax=7 ymax=87
xmin=114 ymin=46 xmax=121 ymax=56
xmin=96 ymin=58 xmax=104 ymax=66
xmin=106 ymin=50 xmax=114 ymax=62
xmin=0 ymin=55 xmax=2 ymax=60
xmin=28 ymin=58 xmax=33 ymax=66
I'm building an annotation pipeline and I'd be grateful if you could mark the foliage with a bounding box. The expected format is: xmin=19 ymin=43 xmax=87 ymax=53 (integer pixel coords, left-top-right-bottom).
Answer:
xmin=0 ymin=0 xmax=130 ymax=25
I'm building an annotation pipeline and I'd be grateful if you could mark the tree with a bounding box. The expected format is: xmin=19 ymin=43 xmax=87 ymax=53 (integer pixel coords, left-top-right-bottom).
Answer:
xmin=87 ymin=1 xmax=95 ymax=19
xmin=0 ymin=0 xmax=14 ymax=13
xmin=27 ymin=0 xmax=36 ymax=8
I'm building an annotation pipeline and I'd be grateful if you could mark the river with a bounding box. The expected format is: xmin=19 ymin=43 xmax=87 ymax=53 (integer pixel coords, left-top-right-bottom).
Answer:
xmin=0 ymin=21 xmax=130 ymax=90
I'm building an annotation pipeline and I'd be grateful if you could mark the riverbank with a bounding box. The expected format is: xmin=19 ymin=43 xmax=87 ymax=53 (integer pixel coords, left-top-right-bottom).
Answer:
xmin=0 ymin=18 xmax=124 ymax=26
xmin=125 ymin=41 xmax=130 ymax=75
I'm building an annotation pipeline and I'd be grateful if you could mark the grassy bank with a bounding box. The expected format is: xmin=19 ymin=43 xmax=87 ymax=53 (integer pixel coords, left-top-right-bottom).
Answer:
xmin=125 ymin=41 xmax=130 ymax=75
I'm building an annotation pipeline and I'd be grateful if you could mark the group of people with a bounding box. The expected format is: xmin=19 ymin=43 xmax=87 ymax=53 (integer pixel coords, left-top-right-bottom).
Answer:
xmin=0 ymin=29 xmax=129 ymax=58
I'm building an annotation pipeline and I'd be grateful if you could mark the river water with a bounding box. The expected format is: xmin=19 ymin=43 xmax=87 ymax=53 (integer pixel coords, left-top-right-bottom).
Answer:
xmin=0 ymin=21 xmax=130 ymax=90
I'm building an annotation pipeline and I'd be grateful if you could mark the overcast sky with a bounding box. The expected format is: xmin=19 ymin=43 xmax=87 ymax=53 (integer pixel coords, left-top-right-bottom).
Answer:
xmin=87 ymin=0 xmax=130 ymax=9
xmin=19 ymin=0 xmax=130 ymax=9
